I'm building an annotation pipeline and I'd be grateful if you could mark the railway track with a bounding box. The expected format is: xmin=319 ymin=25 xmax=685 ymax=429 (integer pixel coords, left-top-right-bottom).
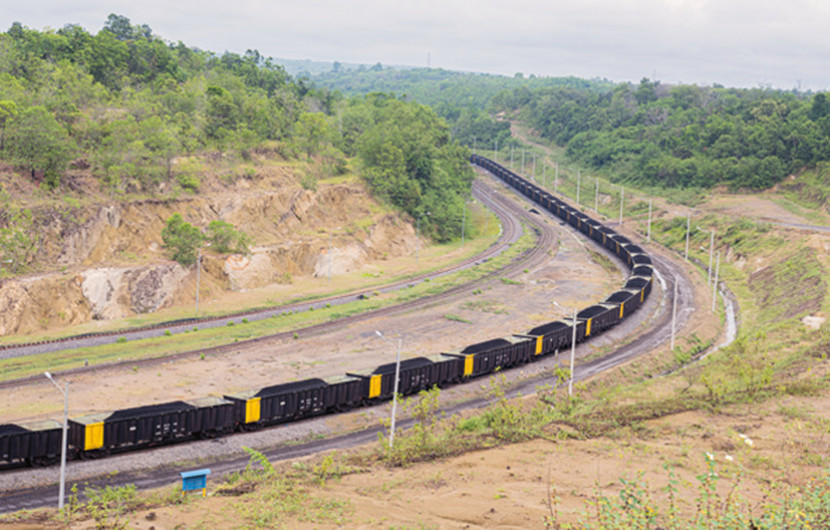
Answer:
xmin=0 ymin=178 xmax=554 ymax=390
xmin=0 ymin=180 xmax=520 ymax=360
xmin=0 ymin=160 xmax=696 ymax=514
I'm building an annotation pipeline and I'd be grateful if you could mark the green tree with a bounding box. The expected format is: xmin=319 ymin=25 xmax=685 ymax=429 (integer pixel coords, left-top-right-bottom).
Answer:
xmin=206 ymin=220 xmax=251 ymax=254
xmin=5 ymin=106 xmax=73 ymax=188
xmin=0 ymin=99 xmax=18 ymax=151
xmin=161 ymin=213 xmax=203 ymax=265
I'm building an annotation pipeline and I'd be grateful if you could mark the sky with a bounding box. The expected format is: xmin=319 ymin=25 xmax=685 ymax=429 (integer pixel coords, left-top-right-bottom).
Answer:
xmin=4 ymin=0 xmax=830 ymax=90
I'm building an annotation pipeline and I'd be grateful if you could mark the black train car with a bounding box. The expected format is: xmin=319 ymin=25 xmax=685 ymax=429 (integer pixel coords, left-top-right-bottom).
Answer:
xmin=526 ymin=320 xmax=583 ymax=355
xmin=0 ymin=420 xmax=63 ymax=466
xmin=69 ymin=396 xmax=234 ymax=456
xmin=578 ymin=304 xmax=621 ymax=338
xmin=348 ymin=355 xmax=460 ymax=401
xmin=225 ymin=376 xmax=362 ymax=429
xmin=444 ymin=335 xmax=535 ymax=378
xmin=605 ymin=288 xmax=642 ymax=319
xmin=632 ymin=264 xmax=654 ymax=278
xmin=625 ymin=275 xmax=654 ymax=302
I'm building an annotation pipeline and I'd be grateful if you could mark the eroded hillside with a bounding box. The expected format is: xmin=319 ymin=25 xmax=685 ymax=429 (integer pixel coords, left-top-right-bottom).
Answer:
xmin=0 ymin=152 xmax=419 ymax=336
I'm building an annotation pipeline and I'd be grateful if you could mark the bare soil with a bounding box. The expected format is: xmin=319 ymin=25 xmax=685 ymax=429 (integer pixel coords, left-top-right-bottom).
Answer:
xmin=0 ymin=200 xmax=619 ymax=422
xmin=56 ymin=369 xmax=830 ymax=529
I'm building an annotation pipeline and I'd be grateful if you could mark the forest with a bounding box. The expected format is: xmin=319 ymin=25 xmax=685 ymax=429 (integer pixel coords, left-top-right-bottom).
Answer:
xmin=0 ymin=15 xmax=472 ymax=242
xmin=491 ymin=79 xmax=830 ymax=190
xmin=311 ymin=65 xmax=614 ymax=156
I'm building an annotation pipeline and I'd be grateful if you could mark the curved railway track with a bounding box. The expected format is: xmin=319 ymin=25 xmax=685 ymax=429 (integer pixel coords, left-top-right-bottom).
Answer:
xmin=0 ymin=180 xmax=521 ymax=359
xmin=0 ymin=179 xmax=559 ymax=389
xmin=0 ymin=158 xmax=701 ymax=514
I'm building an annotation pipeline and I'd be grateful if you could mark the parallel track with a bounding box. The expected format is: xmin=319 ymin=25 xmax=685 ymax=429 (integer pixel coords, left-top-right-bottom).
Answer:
xmin=0 ymin=180 xmax=520 ymax=359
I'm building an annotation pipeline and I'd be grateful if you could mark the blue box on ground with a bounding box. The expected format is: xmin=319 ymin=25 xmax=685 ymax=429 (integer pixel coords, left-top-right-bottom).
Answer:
xmin=180 ymin=468 xmax=211 ymax=496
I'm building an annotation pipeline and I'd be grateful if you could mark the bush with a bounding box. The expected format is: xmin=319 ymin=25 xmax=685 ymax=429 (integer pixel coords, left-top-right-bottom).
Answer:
xmin=161 ymin=213 xmax=203 ymax=266
xmin=207 ymin=220 xmax=251 ymax=254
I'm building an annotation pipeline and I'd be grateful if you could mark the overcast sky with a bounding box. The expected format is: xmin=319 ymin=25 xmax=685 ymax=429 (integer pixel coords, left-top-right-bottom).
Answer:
xmin=4 ymin=0 xmax=830 ymax=90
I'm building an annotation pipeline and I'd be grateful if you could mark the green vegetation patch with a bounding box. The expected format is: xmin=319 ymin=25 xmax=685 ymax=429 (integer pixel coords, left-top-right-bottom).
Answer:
xmin=748 ymin=246 xmax=825 ymax=324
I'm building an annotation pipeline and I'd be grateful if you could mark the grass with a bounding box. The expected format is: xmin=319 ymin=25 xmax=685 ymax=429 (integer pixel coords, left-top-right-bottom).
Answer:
xmin=0 ymin=227 xmax=538 ymax=382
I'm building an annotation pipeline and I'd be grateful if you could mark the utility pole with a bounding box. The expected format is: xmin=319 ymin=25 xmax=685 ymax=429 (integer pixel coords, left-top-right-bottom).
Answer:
xmin=510 ymin=146 xmax=514 ymax=170
xmin=494 ymin=138 xmax=498 ymax=162
xmin=670 ymin=280 xmax=678 ymax=350
xmin=569 ymin=309 xmax=577 ymax=397
xmin=684 ymin=214 xmax=691 ymax=262
xmin=375 ymin=332 xmax=402 ymax=448
xmin=532 ymin=153 xmax=536 ymax=182
xmin=554 ymin=162 xmax=559 ymax=193
xmin=594 ymin=177 xmax=599 ymax=213
xmin=521 ymin=149 xmax=525 ymax=176
xmin=647 ymin=200 xmax=653 ymax=243
xmin=44 ymin=372 xmax=68 ymax=510
xmin=708 ymin=230 xmax=715 ymax=286
xmin=543 ymin=162 xmax=547 ymax=188
xmin=473 ymin=137 xmax=476 ymax=155
xmin=576 ymin=169 xmax=581 ymax=206
xmin=619 ymin=185 xmax=624 ymax=225
xmin=712 ymin=251 xmax=720 ymax=312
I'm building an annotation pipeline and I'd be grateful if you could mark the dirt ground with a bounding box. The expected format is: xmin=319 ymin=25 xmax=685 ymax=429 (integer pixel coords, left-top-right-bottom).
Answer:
xmin=50 ymin=365 xmax=828 ymax=529
xmin=1 ymin=190 xmax=620 ymax=423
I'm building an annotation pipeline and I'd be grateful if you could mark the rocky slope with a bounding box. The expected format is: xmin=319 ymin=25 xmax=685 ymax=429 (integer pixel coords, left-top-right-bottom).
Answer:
xmin=0 ymin=161 xmax=418 ymax=336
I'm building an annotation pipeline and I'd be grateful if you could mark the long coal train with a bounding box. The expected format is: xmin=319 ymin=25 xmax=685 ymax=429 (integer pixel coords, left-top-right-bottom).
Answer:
xmin=0 ymin=154 xmax=653 ymax=468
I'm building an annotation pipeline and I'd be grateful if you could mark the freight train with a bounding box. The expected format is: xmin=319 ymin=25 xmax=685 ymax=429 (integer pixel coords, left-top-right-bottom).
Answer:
xmin=0 ymin=154 xmax=653 ymax=468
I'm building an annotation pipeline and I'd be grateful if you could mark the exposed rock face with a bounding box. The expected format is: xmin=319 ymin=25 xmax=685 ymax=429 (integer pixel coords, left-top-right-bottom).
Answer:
xmin=0 ymin=276 xmax=92 ymax=335
xmin=81 ymin=264 xmax=186 ymax=320
xmin=1 ymin=181 xmax=418 ymax=335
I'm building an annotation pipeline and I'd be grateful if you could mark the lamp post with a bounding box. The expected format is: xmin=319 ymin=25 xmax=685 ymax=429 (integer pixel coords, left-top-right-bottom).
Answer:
xmin=195 ymin=243 xmax=211 ymax=315
xmin=44 ymin=372 xmax=68 ymax=510
xmin=554 ymin=301 xmax=578 ymax=397
xmin=375 ymin=331 xmax=402 ymax=448
xmin=416 ymin=212 xmax=430 ymax=268
xmin=684 ymin=214 xmax=691 ymax=262
xmin=696 ymin=226 xmax=715 ymax=286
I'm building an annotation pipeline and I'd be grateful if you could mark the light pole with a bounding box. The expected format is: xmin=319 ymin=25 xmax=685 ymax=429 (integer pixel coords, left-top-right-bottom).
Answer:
xmin=647 ymin=200 xmax=653 ymax=243
xmin=416 ymin=212 xmax=430 ymax=268
xmin=576 ymin=169 xmax=581 ymax=206
xmin=44 ymin=372 xmax=68 ymax=510
xmin=195 ymin=243 xmax=211 ymax=315
xmin=712 ymin=251 xmax=720 ymax=312
xmin=619 ymin=185 xmax=624 ymax=225
xmin=684 ymin=214 xmax=691 ymax=262
xmin=670 ymin=279 xmax=678 ymax=350
xmin=696 ymin=226 xmax=715 ymax=286
xmin=554 ymin=301 xmax=578 ymax=397
xmin=375 ymin=331 xmax=402 ymax=448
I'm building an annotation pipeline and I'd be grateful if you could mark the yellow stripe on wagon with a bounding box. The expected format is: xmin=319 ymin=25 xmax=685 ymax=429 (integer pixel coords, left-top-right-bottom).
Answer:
xmin=369 ymin=374 xmax=383 ymax=398
xmin=85 ymin=422 xmax=104 ymax=451
xmin=535 ymin=336 xmax=543 ymax=355
xmin=245 ymin=397 xmax=261 ymax=423
xmin=464 ymin=354 xmax=474 ymax=376
xmin=586 ymin=318 xmax=593 ymax=337
xmin=619 ymin=302 xmax=625 ymax=319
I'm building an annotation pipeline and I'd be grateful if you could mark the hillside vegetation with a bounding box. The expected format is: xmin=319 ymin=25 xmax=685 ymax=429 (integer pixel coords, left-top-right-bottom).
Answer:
xmin=0 ymin=15 xmax=473 ymax=276
xmin=494 ymin=79 xmax=830 ymax=193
